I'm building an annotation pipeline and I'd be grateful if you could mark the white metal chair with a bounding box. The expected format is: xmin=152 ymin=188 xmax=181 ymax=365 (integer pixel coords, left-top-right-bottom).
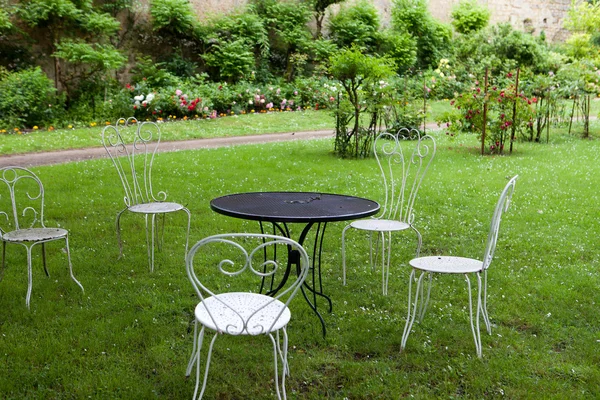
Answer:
xmin=0 ymin=166 xmax=84 ymax=308
xmin=185 ymin=233 xmax=310 ymax=400
xmin=341 ymin=130 xmax=436 ymax=295
xmin=400 ymin=175 xmax=518 ymax=358
xmin=102 ymin=118 xmax=191 ymax=272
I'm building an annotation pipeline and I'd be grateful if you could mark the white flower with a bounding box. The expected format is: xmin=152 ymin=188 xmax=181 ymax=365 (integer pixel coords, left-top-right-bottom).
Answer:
xmin=248 ymin=100 xmax=253 ymax=105
xmin=146 ymin=93 xmax=155 ymax=102
xmin=134 ymin=95 xmax=144 ymax=102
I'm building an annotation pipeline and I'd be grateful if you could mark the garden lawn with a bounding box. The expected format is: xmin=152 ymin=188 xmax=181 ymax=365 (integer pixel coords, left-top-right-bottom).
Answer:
xmin=0 ymin=131 xmax=599 ymax=398
xmin=0 ymin=110 xmax=334 ymax=156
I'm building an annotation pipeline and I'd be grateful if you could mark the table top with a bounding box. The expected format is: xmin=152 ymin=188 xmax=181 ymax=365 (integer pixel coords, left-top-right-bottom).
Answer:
xmin=210 ymin=192 xmax=380 ymax=223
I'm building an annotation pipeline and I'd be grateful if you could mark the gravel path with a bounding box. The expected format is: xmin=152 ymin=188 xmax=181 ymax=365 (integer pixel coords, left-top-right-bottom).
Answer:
xmin=0 ymin=130 xmax=334 ymax=168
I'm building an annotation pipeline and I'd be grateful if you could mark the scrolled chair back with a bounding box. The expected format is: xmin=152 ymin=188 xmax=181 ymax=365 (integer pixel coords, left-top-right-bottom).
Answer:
xmin=482 ymin=175 xmax=519 ymax=270
xmin=373 ymin=129 xmax=436 ymax=225
xmin=101 ymin=117 xmax=166 ymax=207
xmin=0 ymin=166 xmax=46 ymax=233
xmin=185 ymin=233 xmax=310 ymax=335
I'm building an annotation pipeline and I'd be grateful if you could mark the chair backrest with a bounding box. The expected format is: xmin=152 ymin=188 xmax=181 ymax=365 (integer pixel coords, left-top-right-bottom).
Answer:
xmin=185 ymin=233 xmax=310 ymax=335
xmin=373 ymin=129 xmax=436 ymax=224
xmin=101 ymin=117 xmax=166 ymax=207
xmin=0 ymin=166 xmax=46 ymax=234
xmin=482 ymin=175 xmax=518 ymax=270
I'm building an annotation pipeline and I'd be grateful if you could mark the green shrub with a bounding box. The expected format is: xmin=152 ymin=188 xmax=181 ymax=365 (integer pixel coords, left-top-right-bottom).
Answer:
xmin=451 ymin=0 xmax=490 ymax=34
xmin=203 ymin=39 xmax=255 ymax=82
xmin=391 ymin=0 xmax=453 ymax=69
xmin=327 ymin=0 xmax=380 ymax=51
xmin=150 ymin=0 xmax=198 ymax=38
xmin=377 ymin=30 xmax=417 ymax=73
xmin=0 ymin=67 xmax=59 ymax=129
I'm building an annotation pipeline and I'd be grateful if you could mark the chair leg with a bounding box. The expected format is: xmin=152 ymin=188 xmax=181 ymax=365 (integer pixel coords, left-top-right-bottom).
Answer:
xmin=269 ymin=330 xmax=287 ymax=400
xmin=401 ymin=269 xmax=425 ymax=351
xmin=156 ymin=213 xmax=165 ymax=251
xmin=64 ymin=235 xmax=84 ymax=293
xmin=144 ymin=214 xmax=157 ymax=272
xmin=115 ymin=209 xmax=127 ymax=259
xmin=341 ymin=224 xmax=352 ymax=286
xmin=25 ymin=245 xmax=33 ymax=309
xmin=465 ymin=273 xmax=483 ymax=358
xmin=194 ymin=330 xmax=217 ymax=400
xmin=186 ymin=320 xmax=200 ymax=377
xmin=369 ymin=231 xmax=376 ymax=270
xmin=417 ymin=273 xmax=432 ymax=322
xmin=411 ymin=226 xmax=423 ymax=258
xmin=183 ymin=207 xmax=191 ymax=257
xmin=480 ymin=269 xmax=491 ymax=334
xmin=41 ymin=243 xmax=50 ymax=277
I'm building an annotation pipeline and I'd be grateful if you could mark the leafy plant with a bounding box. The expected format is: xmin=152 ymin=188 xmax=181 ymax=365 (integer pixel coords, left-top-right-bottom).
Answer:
xmin=149 ymin=0 xmax=198 ymax=38
xmin=438 ymin=70 xmax=536 ymax=154
xmin=391 ymin=0 xmax=453 ymax=69
xmin=0 ymin=67 xmax=58 ymax=129
xmin=203 ymin=39 xmax=255 ymax=83
xmin=451 ymin=0 xmax=490 ymax=34
xmin=327 ymin=0 xmax=380 ymax=52
xmin=329 ymin=46 xmax=396 ymax=157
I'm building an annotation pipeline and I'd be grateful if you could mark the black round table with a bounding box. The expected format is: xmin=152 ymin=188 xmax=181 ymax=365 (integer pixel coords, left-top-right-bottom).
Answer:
xmin=211 ymin=192 xmax=380 ymax=336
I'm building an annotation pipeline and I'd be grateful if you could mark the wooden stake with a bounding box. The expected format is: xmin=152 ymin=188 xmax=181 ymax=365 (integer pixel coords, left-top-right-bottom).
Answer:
xmin=481 ymin=68 xmax=488 ymax=155
xmin=509 ymin=68 xmax=520 ymax=154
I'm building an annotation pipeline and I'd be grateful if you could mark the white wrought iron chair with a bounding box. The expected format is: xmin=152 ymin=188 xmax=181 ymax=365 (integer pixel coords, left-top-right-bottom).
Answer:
xmin=102 ymin=118 xmax=191 ymax=272
xmin=0 ymin=166 xmax=84 ymax=308
xmin=341 ymin=129 xmax=436 ymax=295
xmin=400 ymin=175 xmax=518 ymax=358
xmin=185 ymin=233 xmax=310 ymax=400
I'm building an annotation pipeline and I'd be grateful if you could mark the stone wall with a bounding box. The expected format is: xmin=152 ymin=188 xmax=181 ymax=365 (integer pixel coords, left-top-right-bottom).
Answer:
xmin=182 ymin=0 xmax=574 ymax=42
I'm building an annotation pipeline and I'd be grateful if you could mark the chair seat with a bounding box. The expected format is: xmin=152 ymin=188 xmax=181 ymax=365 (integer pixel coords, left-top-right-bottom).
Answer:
xmin=195 ymin=292 xmax=291 ymax=335
xmin=349 ymin=218 xmax=410 ymax=232
xmin=2 ymin=227 xmax=68 ymax=243
xmin=128 ymin=202 xmax=185 ymax=214
xmin=409 ymin=256 xmax=483 ymax=274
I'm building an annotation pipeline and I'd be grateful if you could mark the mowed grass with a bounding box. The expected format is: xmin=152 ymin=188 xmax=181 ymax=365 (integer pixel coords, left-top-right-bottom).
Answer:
xmin=0 ymin=110 xmax=334 ymax=155
xmin=0 ymin=130 xmax=599 ymax=398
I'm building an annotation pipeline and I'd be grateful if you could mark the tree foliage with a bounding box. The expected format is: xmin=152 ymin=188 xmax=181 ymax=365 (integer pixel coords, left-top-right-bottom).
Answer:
xmin=391 ymin=0 xmax=452 ymax=69
xmin=451 ymin=0 xmax=490 ymax=34
xmin=328 ymin=0 xmax=380 ymax=51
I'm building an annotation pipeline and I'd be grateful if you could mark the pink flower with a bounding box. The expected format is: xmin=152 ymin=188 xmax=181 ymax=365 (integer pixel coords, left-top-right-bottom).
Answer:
xmin=175 ymin=89 xmax=182 ymax=96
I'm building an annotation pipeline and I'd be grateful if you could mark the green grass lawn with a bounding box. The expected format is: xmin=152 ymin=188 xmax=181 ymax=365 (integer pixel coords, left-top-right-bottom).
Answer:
xmin=0 ymin=123 xmax=599 ymax=398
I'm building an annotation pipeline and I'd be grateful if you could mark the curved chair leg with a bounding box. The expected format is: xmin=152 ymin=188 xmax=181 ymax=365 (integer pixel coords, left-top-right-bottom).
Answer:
xmin=417 ymin=273 xmax=432 ymax=322
xmin=275 ymin=328 xmax=290 ymax=378
xmin=186 ymin=320 xmax=200 ymax=377
xmin=269 ymin=332 xmax=285 ymax=400
xmin=465 ymin=273 xmax=482 ymax=358
xmin=480 ymin=269 xmax=491 ymax=334
xmin=144 ymin=214 xmax=157 ymax=272
xmin=115 ymin=208 xmax=127 ymax=259
xmin=41 ymin=243 xmax=50 ymax=277
xmin=183 ymin=207 xmax=191 ymax=256
xmin=64 ymin=235 xmax=84 ymax=293
xmin=156 ymin=213 xmax=165 ymax=252
xmin=401 ymin=269 xmax=425 ymax=351
xmin=25 ymin=245 xmax=34 ymax=309
xmin=341 ymin=224 xmax=352 ymax=286
xmin=194 ymin=330 xmax=218 ymax=400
